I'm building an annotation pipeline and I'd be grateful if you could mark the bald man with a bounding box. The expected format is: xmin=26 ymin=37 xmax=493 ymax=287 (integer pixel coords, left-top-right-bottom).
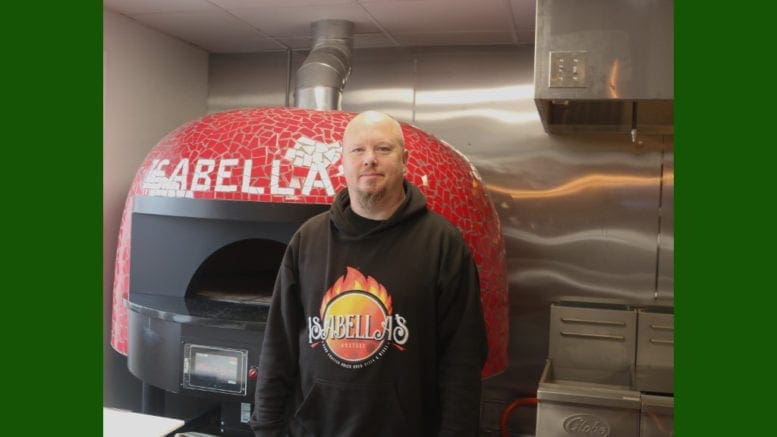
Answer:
xmin=251 ymin=111 xmax=487 ymax=437
xmin=341 ymin=111 xmax=409 ymax=219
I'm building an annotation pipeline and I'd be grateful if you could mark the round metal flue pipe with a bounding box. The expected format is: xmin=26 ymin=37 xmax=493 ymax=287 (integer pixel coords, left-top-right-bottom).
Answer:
xmin=294 ymin=19 xmax=354 ymax=110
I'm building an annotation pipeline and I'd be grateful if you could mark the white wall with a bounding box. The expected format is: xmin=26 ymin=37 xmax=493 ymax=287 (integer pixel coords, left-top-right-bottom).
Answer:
xmin=103 ymin=9 xmax=209 ymax=409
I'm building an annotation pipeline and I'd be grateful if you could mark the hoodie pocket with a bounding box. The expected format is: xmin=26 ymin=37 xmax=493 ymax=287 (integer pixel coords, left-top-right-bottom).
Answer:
xmin=294 ymin=379 xmax=409 ymax=437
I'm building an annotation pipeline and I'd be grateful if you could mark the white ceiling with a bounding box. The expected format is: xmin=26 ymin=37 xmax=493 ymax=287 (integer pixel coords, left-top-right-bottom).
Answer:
xmin=104 ymin=0 xmax=536 ymax=53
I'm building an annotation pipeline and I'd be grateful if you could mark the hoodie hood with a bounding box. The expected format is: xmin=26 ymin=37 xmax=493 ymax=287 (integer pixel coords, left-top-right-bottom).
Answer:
xmin=330 ymin=180 xmax=428 ymax=240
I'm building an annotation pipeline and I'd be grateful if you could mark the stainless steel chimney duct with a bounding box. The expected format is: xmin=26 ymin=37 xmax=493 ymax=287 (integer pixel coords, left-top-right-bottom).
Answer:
xmin=294 ymin=20 xmax=354 ymax=110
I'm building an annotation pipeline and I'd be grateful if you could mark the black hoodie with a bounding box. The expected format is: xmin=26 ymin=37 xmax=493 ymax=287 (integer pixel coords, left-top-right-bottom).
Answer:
xmin=251 ymin=181 xmax=488 ymax=437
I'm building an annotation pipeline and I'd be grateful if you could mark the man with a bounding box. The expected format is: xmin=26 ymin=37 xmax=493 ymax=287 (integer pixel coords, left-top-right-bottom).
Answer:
xmin=250 ymin=111 xmax=488 ymax=436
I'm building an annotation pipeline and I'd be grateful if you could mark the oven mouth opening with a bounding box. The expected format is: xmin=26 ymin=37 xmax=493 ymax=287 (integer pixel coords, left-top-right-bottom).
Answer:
xmin=186 ymin=238 xmax=286 ymax=306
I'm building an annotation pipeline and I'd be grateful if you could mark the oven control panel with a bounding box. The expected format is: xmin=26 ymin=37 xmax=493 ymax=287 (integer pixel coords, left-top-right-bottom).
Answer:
xmin=182 ymin=344 xmax=248 ymax=396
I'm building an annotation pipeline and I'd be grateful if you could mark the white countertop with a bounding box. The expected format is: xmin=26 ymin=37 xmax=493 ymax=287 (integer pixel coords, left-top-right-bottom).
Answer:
xmin=103 ymin=407 xmax=185 ymax=437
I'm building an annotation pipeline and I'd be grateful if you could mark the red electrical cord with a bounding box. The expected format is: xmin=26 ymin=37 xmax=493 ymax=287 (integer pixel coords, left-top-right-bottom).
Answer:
xmin=499 ymin=396 xmax=538 ymax=437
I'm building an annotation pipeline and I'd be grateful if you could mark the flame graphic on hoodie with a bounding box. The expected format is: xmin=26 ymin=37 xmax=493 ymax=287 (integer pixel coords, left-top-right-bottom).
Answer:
xmin=319 ymin=267 xmax=393 ymax=317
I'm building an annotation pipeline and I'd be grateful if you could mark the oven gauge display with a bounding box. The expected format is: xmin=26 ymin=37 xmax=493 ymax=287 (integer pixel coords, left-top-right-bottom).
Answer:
xmin=183 ymin=344 xmax=248 ymax=395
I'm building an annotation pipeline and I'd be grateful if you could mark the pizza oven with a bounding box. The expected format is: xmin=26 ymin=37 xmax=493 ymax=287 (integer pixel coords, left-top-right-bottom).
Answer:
xmin=110 ymin=107 xmax=508 ymax=434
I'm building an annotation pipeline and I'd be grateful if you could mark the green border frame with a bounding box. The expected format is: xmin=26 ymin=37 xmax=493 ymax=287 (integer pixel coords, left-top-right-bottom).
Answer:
xmin=3 ymin=2 xmax=102 ymax=433
xmin=675 ymin=1 xmax=771 ymax=434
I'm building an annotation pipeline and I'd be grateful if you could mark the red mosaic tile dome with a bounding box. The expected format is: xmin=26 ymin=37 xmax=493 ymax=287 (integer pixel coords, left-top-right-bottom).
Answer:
xmin=110 ymin=107 xmax=508 ymax=377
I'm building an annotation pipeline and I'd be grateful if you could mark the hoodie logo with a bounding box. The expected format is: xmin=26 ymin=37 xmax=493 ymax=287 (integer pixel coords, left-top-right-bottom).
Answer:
xmin=308 ymin=267 xmax=409 ymax=369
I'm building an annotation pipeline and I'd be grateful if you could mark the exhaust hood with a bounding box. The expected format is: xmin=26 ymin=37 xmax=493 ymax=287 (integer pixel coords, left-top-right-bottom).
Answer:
xmin=533 ymin=0 xmax=673 ymax=135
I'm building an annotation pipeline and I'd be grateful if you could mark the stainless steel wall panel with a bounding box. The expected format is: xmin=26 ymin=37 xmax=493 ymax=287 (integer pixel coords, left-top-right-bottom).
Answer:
xmin=410 ymin=46 xmax=665 ymax=308
xmin=208 ymin=52 xmax=292 ymax=113
xmin=656 ymin=148 xmax=674 ymax=301
xmin=413 ymin=46 xmax=545 ymax=153
xmin=498 ymin=135 xmax=665 ymax=308
xmin=342 ymin=48 xmax=416 ymax=122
